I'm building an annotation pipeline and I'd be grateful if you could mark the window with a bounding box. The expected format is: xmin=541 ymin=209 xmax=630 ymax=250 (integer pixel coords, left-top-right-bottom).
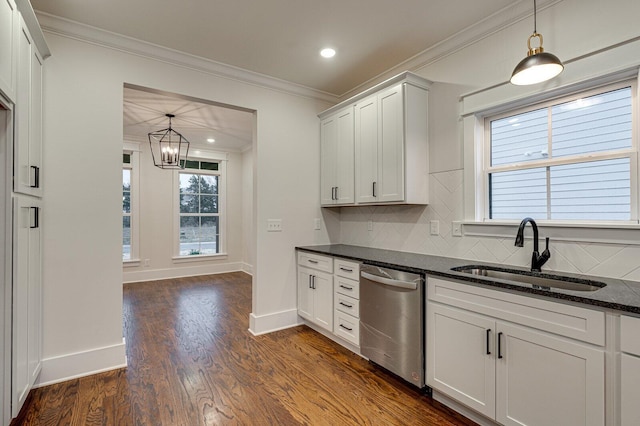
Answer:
xmin=123 ymin=154 xmax=132 ymax=260
xmin=485 ymin=82 xmax=636 ymax=222
xmin=177 ymin=160 xmax=224 ymax=256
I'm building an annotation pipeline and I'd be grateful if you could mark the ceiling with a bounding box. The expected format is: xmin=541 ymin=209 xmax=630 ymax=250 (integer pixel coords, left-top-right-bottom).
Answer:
xmin=35 ymin=0 xmax=525 ymax=152
xmin=123 ymin=86 xmax=254 ymax=152
xmin=31 ymin=0 xmax=520 ymax=97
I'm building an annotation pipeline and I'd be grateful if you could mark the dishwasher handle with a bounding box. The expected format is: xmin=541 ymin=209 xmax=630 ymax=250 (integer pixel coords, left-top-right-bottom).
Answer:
xmin=361 ymin=271 xmax=418 ymax=290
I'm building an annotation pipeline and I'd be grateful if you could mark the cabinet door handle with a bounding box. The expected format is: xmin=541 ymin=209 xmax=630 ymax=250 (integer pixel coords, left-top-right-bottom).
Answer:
xmin=486 ymin=329 xmax=491 ymax=355
xmin=334 ymin=186 xmax=338 ymax=200
xmin=308 ymin=275 xmax=312 ymax=289
xmin=339 ymin=284 xmax=353 ymax=291
xmin=372 ymin=181 xmax=377 ymax=197
xmin=339 ymin=267 xmax=353 ymax=272
xmin=339 ymin=324 xmax=353 ymax=331
xmin=307 ymin=259 xmax=319 ymax=264
xmin=30 ymin=165 xmax=40 ymax=188
xmin=312 ymin=275 xmax=316 ymax=290
xmin=339 ymin=301 xmax=353 ymax=308
xmin=30 ymin=207 xmax=39 ymax=229
xmin=331 ymin=187 xmax=335 ymax=200
xmin=497 ymin=332 xmax=504 ymax=359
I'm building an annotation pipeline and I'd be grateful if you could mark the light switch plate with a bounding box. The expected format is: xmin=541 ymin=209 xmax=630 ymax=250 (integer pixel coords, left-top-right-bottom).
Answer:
xmin=452 ymin=221 xmax=462 ymax=237
xmin=430 ymin=220 xmax=439 ymax=235
xmin=267 ymin=219 xmax=282 ymax=232
xmin=314 ymin=218 xmax=321 ymax=230
xmin=367 ymin=220 xmax=373 ymax=231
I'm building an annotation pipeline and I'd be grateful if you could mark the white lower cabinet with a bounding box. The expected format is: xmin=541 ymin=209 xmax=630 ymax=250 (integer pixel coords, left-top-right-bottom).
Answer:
xmin=427 ymin=277 xmax=605 ymax=426
xmin=12 ymin=195 xmax=42 ymax=416
xmin=297 ymin=252 xmax=334 ymax=332
xmin=620 ymin=315 xmax=640 ymax=425
xmin=333 ymin=259 xmax=360 ymax=346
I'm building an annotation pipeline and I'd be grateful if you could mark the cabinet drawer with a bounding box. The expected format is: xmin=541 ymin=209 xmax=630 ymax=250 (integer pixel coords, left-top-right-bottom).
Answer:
xmin=335 ymin=276 xmax=359 ymax=299
xmin=335 ymin=259 xmax=360 ymax=280
xmin=428 ymin=277 xmax=605 ymax=346
xmin=335 ymin=292 xmax=359 ymax=318
xmin=621 ymin=315 xmax=640 ymax=355
xmin=334 ymin=311 xmax=359 ymax=346
xmin=297 ymin=251 xmax=333 ymax=273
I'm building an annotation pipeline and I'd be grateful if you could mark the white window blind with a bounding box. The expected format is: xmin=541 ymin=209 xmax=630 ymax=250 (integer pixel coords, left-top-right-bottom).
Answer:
xmin=487 ymin=84 xmax=634 ymax=222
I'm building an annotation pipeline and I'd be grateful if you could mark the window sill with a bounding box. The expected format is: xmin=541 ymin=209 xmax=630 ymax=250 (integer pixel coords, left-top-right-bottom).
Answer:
xmin=172 ymin=253 xmax=228 ymax=264
xmin=462 ymin=221 xmax=640 ymax=245
xmin=123 ymin=259 xmax=141 ymax=268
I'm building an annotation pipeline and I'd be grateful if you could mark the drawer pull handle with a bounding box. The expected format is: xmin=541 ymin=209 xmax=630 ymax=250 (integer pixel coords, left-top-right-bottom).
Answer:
xmin=339 ymin=302 xmax=353 ymax=309
xmin=339 ymin=324 xmax=353 ymax=332
xmin=308 ymin=259 xmax=319 ymax=264
xmin=339 ymin=285 xmax=353 ymax=291
xmin=339 ymin=267 xmax=353 ymax=272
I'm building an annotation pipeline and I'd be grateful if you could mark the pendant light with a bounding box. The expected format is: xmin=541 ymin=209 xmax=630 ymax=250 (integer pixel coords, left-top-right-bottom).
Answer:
xmin=510 ymin=0 xmax=564 ymax=85
xmin=148 ymin=114 xmax=190 ymax=169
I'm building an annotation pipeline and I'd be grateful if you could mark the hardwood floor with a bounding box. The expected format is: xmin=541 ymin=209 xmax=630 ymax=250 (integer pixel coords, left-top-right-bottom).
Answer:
xmin=12 ymin=272 xmax=476 ymax=425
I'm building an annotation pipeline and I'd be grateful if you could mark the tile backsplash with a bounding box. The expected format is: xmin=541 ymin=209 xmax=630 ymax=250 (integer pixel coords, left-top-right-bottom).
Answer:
xmin=339 ymin=169 xmax=640 ymax=281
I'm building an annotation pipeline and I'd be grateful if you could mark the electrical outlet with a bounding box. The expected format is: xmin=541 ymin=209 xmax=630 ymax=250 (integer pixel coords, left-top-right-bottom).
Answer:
xmin=452 ymin=221 xmax=462 ymax=237
xmin=430 ymin=220 xmax=439 ymax=235
xmin=267 ymin=219 xmax=282 ymax=232
xmin=314 ymin=218 xmax=321 ymax=230
xmin=367 ymin=220 xmax=373 ymax=231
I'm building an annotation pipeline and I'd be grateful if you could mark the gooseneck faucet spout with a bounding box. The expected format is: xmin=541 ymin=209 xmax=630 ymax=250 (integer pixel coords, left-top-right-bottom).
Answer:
xmin=515 ymin=217 xmax=551 ymax=272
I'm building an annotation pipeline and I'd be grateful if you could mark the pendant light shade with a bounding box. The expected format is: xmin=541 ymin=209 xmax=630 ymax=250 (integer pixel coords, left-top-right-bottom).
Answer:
xmin=510 ymin=0 xmax=563 ymax=85
xmin=148 ymin=114 xmax=190 ymax=169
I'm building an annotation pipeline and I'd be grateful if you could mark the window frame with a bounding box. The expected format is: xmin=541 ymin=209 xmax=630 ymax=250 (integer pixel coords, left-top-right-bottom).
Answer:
xmin=122 ymin=144 xmax=140 ymax=265
xmin=480 ymin=79 xmax=639 ymax=226
xmin=172 ymin=156 xmax=227 ymax=261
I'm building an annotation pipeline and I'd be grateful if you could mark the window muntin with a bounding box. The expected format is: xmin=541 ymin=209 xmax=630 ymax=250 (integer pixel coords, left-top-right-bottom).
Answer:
xmin=178 ymin=169 xmax=220 ymax=256
xmin=122 ymin=167 xmax=131 ymax=260
xmin=486 ymin=83 xmax=635 ymax=222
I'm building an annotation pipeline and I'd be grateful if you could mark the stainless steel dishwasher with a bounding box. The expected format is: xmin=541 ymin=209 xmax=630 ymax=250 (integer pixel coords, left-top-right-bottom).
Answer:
xmin=360 ymin=264 xmax=425 ymax=388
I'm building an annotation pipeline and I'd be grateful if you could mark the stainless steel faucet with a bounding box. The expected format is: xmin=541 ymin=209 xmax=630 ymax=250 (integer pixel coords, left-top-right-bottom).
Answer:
xmin=515 ymin=217 xmax=550 ymax=272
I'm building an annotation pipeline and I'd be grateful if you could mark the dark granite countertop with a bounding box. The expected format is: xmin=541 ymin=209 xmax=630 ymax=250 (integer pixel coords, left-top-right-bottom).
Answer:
xmin=296 ymin=244 xmax=640 ymax=315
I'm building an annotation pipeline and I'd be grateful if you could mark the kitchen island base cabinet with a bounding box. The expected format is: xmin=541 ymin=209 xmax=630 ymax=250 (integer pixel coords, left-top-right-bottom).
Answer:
xmin=427 ymin=277 xmax=605 ymax=426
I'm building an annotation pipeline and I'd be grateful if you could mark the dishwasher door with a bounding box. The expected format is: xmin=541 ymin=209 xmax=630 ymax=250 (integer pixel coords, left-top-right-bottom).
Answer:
xmin=360 ymin=265 xmax=424 ymax=388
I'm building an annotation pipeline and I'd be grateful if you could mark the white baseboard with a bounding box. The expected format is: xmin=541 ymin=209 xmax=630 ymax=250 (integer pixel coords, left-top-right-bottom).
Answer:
xmin=35 ymin=339 xmax=127 ymax=387
xmin=240 ymin=262 xmax=253 ymax=276
xmin=123 ymin=261 xmax=250 ymax=283
xmin=248 ymin=309 xmax=301 ymax=336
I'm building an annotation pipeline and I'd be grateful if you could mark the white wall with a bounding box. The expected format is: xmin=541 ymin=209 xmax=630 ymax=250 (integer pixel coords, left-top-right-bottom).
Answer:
xmin=241 ymin=148 xmax=254 ymax=274
xmin=38 ymin=21 xmax=332 ymax=383
xmin=338 ymin=0 xmax=640 ymax=282
xmin=122 ymin=141 xmax=248 ymax=283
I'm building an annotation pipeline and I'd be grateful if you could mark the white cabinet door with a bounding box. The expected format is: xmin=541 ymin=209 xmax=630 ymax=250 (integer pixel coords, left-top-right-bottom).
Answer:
xmin=334 ymin=108 xmax=354 ymax=204
xmin=297 ymin=266 xmax=333 ymax=332
xmin=297 ymin=267 xmax=314 ymax=321
xmin=311 ymin=271 xmax=333 ymax=332
xmin=320 ymin=115 xmax=337 ymax=206
xmin=12 ymin=195 xmax=42 ymax=416
xmin=621 ymin=353 xmax=640 ymax=426
xmin=377 ymin=84 xmax=404 ymax=203
xmin=355 ymin=95 xmax=378 ymax=203
xmin=427 ymin=303 xmax=496 ymax=419
xmin=495 ymin=322 xmax=604 ymax=426
xmin=14 ymin=16 xmax=43 ymax=197
xmin=320 ymin=108 xmax=354 ymax=206
xmin=0 ymin=0 xmax=17 ymax=101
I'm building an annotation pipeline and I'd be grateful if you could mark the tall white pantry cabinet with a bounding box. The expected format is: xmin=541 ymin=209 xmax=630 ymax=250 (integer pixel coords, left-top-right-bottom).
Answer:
xmin=0 ymin=0 xmax=49 ymax=423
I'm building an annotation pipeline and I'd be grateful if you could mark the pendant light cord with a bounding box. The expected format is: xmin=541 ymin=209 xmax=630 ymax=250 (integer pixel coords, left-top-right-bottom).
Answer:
xmin=533 ymin=0 xmax=537 ymax=33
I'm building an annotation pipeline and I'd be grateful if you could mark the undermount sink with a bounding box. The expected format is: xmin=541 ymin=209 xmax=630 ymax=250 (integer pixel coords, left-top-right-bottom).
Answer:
xmin=451 ymin=265 xmax=606 ymax=292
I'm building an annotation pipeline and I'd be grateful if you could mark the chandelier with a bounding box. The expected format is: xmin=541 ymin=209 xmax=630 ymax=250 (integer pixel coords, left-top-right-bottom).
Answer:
xmin=148 ymin=113 xmax=190 ymax=169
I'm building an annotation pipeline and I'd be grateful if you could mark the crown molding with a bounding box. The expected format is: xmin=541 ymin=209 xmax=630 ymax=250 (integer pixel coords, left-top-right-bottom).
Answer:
xmin=338 ymin=0 xmax=563 ymax=101
xmin=35 ymin=12 xmax=340 ymax=105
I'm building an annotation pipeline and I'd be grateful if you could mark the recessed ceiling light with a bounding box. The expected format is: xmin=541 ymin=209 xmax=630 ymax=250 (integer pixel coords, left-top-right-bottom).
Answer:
xmin=320 ymin=48 xmax=336 ymax=58
xmin=207 ymin=138 xmax=215 ymax=143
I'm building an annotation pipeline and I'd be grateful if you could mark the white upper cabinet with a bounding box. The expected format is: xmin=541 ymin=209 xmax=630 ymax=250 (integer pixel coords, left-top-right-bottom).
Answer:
xmin=320 ymin=106 xmax=354 ymax=205
xmin=14 ymin=15 xmax=43 ymax=197
xmin=0 ymin=0 xmax=17 ymax=102
xmin=319 ymin=72 xmax=430 ymax=206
